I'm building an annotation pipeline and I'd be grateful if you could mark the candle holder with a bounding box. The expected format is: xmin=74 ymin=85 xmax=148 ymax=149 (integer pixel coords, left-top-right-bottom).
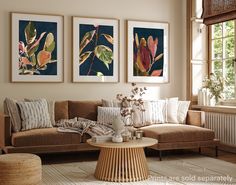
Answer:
xmin=135 ymin=130 xmax=143 ymax=139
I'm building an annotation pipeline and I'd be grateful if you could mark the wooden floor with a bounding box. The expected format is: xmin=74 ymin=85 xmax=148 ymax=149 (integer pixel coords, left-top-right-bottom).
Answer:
xmin=160 ymin=148 xmax=236 ymax=164
xmin=196 ymin=147 xmax=236 ymax=163
xmin=39 ymin=148 xmax=236 ymax=165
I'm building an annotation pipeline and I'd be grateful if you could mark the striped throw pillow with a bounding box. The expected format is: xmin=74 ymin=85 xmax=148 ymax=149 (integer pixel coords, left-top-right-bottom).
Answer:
xmin=24 ymin=98 xmax=56 ymax=126
xmin=97 ymin=106 xmax=121 ymax=125
xmin=17 ymin=99 xmax=52 ymax=131
xmin=149 ymin=100 xmax=166 ymax=124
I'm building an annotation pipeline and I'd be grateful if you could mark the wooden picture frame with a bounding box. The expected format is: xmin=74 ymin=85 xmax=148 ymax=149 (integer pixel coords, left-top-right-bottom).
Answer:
xmin=127 ymin=20 xmax=169 ymax=83
xmin=11 ymin=12 xmax=64 ymax=82
xmin=73 ymin=17 xmax=119 ymax=82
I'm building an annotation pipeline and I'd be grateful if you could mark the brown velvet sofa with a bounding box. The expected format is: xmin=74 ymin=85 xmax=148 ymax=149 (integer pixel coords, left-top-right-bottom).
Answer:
xmin=0 ymin=100 xmax=219 ymax=160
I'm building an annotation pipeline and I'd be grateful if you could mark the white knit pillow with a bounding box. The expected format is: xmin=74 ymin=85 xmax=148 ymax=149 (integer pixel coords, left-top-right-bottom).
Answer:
xmin=177 ymin=101 xmax=191 ymax=124
xmin=165 ymin=97 xmax=179 ymax=123
xmin=97 ymin=106 xmax=121 ymax=125
xmin=17 ymin=99 xmax=52 ymax=131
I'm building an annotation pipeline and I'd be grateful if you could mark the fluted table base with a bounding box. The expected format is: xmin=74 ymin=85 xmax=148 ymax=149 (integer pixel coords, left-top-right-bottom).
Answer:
xmin=94 ymin=147 xmax=149 ymax=182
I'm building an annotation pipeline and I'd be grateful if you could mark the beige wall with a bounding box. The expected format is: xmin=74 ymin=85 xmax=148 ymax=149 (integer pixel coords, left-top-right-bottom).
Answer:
xmin=0 ymin=0 xmax=187 ymax=112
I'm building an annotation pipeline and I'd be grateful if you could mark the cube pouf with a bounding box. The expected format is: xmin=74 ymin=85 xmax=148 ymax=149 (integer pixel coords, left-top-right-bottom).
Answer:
xmin=0 ymin=153 xmax=42 ymax=185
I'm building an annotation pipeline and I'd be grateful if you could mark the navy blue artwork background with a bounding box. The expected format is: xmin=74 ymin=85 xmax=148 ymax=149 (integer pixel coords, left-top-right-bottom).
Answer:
xmin=19 ymin=20 xmax=57 ymax=75
xmin=79 ymin=24 xmax=113 ymax=76
xmin=133 ymin=27 xmax=164 ymax=76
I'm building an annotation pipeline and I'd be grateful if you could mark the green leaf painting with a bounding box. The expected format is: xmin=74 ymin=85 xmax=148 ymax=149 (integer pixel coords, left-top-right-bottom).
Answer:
xmin=94 ymin=45 xmax=113 ymax=68
xmin=79 ymin=24 xmax=114 ymax=76
xmin=19 ymin=20 xmax=57 ymax=75
xmin=24 ymin=21 xmax=37 ymax=44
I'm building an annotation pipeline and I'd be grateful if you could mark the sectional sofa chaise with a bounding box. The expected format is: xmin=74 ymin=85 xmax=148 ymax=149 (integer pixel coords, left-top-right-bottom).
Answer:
xmin=0 ymin=100 xmax=219 ymax=160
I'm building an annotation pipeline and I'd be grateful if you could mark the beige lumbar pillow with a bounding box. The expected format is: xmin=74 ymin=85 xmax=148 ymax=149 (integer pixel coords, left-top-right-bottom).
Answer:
xmin=4 ymin=98 xmax=22 ymax=132
xmin=101 ymin=99 xmax=121 ymax=107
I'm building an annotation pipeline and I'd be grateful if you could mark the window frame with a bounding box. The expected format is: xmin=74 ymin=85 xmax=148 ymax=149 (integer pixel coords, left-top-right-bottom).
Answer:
xmin=209 ymin=20 xmax=236 ymax=100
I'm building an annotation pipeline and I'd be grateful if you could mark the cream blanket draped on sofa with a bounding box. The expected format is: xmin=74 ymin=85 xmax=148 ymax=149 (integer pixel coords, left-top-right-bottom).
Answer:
xmin=56 ymin=117 xmax=114 ymax=136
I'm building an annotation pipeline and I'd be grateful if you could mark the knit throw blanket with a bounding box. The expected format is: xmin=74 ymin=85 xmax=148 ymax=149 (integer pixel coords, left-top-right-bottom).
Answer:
xmin=56 ymin=117 xmax=114 ymax=136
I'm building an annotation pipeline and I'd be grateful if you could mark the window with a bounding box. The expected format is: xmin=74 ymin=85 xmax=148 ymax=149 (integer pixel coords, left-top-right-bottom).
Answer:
xmin=210 ymin=20 xmax=236 ymax=99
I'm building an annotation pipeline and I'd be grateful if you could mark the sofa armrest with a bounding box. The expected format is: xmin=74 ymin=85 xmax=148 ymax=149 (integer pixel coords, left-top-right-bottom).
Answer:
xmin=186 ymin=110 xmax=205 ymax=127
xmin=0 ymin=113 xmax=11 ymax=148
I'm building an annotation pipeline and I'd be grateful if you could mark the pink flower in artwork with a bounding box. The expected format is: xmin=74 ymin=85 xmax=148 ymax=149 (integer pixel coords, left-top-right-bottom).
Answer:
xmin=151 ymin=69 xmax=162 ymax=76
xmin=147 ymin=36 xmax=158 ymax=60
xmin=21 ymin=57 xmax=32 ymax=65
xmin=37 ymin=50 xmax=51 ymax=67
xmin=27 ymin=32 xmax=46 ymax=53
xmin=19 ymin=41 xmax=26 ymax=55
xmin=133 ymin=33 xmax=163 ymax=76
xmin=19 ymin=56 xmax=32 ymax=68
xmin=137 ymin=38 xmax=151 ymax=72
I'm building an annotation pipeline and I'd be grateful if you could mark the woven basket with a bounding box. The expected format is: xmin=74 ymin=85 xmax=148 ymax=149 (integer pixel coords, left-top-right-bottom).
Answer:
xmin=0 ymin=153 xmax=42 ymax=185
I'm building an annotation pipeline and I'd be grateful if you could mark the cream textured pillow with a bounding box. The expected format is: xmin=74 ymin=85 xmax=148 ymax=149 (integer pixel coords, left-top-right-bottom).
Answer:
xmin=165 ymin=97 xmax=179 ymax=123
xmin=4 ymin=98 xmax=22 ymax=132
xmin=177 ymin=101 xmax=191 ymax=124
xmin=97 ymin=106 xmax=121 ymax=125
xmin=17 ymin=99 xmax=52 ymax=131
xmin=101 ymin=99 xmax=121 ymax=107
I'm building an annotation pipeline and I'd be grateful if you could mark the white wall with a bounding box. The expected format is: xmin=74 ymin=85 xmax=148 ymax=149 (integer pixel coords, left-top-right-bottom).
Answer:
xmin=0 ymin=0 xmax=187 ymax=112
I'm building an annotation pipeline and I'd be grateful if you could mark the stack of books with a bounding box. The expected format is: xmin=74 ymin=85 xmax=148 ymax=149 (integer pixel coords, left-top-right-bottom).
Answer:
xmin=91 ymin=135 xmax=112 ymax=142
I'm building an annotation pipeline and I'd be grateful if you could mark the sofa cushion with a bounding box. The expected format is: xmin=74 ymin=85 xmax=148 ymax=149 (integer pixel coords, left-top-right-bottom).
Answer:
xmin=149 ymin=100 xmax=166 ymax=124
xmin=4 ymin=98 xmax=22 ymax=132
xmin=55 ymin=101 xmax=69 ymax=121
xmin=17 ymin=99 xmax=52 ymax=131
xmin=166 ymin=97 xmax=179 ymax=123
xmin=102 ymin=99 xmax=121 ymax=107
xmin=25 ymin=98 xmax=56 ymax=126
xmin=141 ymin=124 xmax=215 ymax=143
xmin=97 ymin=106 xmax=120 ymax=125
xmin=68 ymin=101 xmax=102 ymax=121
xmin=11 ymin=128 xmax=82 ymax=147
xmin=177 ymin=101 xmax=191 ymax=124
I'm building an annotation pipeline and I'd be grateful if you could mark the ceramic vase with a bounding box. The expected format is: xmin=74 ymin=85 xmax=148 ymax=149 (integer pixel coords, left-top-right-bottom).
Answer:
xmin=112 ymin=117 xmax=125 ymax=143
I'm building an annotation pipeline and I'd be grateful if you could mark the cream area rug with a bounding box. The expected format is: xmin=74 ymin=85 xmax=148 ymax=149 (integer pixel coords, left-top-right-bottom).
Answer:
xmin=42 ymin=155 xmax=236 ymax=185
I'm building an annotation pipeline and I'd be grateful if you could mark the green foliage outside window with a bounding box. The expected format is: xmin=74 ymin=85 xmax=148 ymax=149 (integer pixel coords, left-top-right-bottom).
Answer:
xmin=211 ymin=20 xmax=235 ymax=99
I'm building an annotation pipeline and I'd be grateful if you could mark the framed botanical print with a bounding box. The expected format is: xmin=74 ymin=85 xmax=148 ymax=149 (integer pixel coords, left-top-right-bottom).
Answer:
xmin=127 ymin=20 xmax=169 ymax=83
xmin=11 ymin=12 xmax=64 ymax=82
xmin=73 ymin=17 xmax=119 ymax=82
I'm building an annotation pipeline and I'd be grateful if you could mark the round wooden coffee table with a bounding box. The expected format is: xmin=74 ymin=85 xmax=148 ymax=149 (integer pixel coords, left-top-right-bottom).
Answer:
xmin=87 ymin=137 xmax=157 ymax=182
